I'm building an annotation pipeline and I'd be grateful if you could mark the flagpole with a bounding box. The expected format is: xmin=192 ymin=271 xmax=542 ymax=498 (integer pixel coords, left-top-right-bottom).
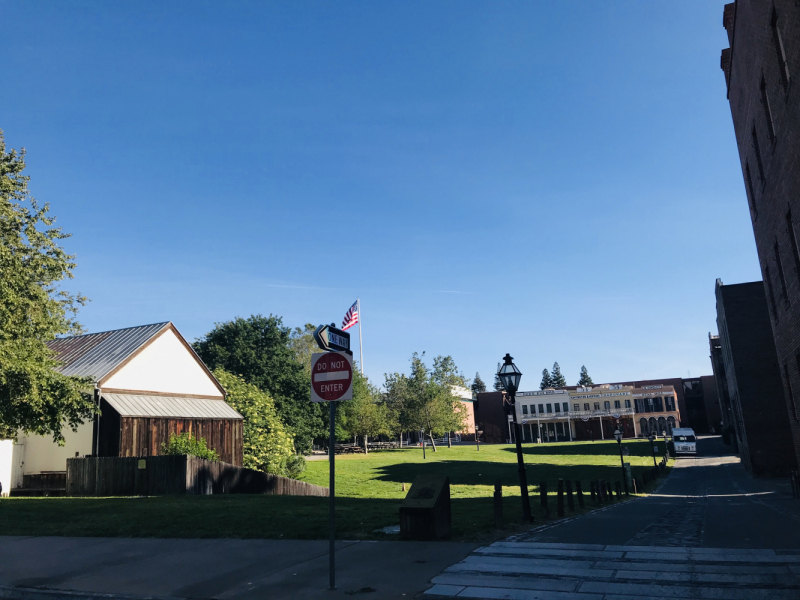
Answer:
xmin=358 ymin=298 xmax=363 ymax=375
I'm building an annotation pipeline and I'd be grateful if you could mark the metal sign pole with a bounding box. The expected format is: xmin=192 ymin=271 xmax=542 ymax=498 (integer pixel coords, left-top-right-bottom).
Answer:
xmin=329 ymin=400 xmax=336 ymax=590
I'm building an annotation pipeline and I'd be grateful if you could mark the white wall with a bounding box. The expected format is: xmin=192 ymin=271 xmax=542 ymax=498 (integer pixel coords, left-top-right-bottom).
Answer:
xmin=102 ymin=328 xmax=223 ymax=398
xmin=20 ymin=422 xmax=94 ymax=475
xmin=0 ymin=440 xmax=13 ymax=496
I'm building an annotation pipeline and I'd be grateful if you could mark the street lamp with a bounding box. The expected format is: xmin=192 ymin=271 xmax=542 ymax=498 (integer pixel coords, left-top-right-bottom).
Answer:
xmin=498 ymin=353 xmax=532 ymax=522
xmin=648 ymin=433 xmax=657 ymax=468
xmin=476 ymin=423 xmax=483 ymax=452
xmin=613 ymin=428 xmax=629 ymax=496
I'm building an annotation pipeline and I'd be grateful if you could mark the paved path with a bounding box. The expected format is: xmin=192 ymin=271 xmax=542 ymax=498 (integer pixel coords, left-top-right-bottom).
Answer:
xmin=422 ymin=437 xmax=800 ymax=599
xmin=0 ymin=537 xmax=477 ymax=599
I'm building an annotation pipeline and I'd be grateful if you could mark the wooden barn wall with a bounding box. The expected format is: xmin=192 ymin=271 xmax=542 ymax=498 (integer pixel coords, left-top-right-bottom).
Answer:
xmin=119 ymin=417 xmax=243 ymax=466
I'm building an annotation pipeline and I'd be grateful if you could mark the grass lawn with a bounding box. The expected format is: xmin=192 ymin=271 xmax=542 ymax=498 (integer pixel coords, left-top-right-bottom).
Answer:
xmin=0 ymin=440 xmax=672 ymax=542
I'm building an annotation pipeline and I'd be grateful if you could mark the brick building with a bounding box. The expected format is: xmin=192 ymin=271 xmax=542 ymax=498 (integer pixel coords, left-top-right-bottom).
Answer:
xmin=709 ymin=333 xmax=737 ymax=449
xmin=714 ymin=280 xmax=797 ymax=476
xmin=720 ymin=1 xmax=800 ymax=468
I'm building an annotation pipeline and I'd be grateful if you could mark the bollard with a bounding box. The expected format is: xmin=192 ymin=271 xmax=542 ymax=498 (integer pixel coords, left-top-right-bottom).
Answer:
xmin=590 ymin=481 xmax=596 ymax=503
xmin=540 ymin=481 xmax=549 ymax=518
xmin=632 ymin=477 xmax=638 ymax=494
xmin=576 ymin=481 xmax=585 ymax=508
xmin=598 ymin=480 xmax=605 ymax=503
xmin=566 ymin=480 xmax=575 ymax=512
xmin=557 ymin=479 xmax=565 ymax=517
xmin=493 ymin=481 xmax=503 ymax=528
xmin=615 ymin=481 xmax=621 ymax=499
xmin=604 ymin=480 xmax=612 ymax=502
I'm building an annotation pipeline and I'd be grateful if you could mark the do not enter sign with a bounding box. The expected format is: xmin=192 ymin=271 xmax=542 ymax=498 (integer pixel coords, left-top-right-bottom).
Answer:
xmin=311 ymin=352 xmax=354 ymax=402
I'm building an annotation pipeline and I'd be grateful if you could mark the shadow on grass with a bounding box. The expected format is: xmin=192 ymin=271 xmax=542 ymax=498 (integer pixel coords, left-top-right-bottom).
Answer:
xmin=373 ymin=460 xmax=658 ymax=491
xmin=499 ymin=440 xmax=664 ymax=458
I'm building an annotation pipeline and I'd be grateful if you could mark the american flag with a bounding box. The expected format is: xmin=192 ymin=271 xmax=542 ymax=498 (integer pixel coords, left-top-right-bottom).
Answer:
xmin=342 ymin=300 xmax=359 ymax=331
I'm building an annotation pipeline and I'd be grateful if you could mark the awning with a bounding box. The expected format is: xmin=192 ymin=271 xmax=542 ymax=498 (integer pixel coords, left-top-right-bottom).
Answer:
xmin=102 ymin=393 xmax=242 ymax=420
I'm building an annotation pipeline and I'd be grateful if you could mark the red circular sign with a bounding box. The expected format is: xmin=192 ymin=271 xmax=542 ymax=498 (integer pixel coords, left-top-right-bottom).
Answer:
xmin=312 ymin=353 xmax=353 ymax=401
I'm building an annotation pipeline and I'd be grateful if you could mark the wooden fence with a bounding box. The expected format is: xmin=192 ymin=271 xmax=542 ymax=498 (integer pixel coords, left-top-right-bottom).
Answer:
xmin=66 ymin=456 xmax=328 ymax=497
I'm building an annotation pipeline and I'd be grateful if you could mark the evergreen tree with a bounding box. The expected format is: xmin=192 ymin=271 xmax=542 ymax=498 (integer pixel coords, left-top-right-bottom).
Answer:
xmin=577 ymin=365 xmax=593 ymax=386
xmin=493 ymin=363 xmax=504 ymax=391
xmin=471 ymin=373 xmax=486 ymax=395
xmin=540 ymin=368 xmax=552 ymax=390
xmin=550 ymin=362 xmax=567 ymax=388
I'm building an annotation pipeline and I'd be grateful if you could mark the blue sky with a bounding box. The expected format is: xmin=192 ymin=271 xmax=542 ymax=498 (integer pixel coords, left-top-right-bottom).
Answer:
xmin=2 ymin=1 xmax=757 ymax=389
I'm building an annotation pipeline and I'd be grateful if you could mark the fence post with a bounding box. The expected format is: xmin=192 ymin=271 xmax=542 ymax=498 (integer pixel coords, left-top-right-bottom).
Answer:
xmin=557 ymin=479 xmax=564 ymax=517
xmin=590 ymin=481 xmax=596 ymax=503
xmin=540 ymin=481 xmax=549 ymax=518
xmin=493 ymin=480 xmax=503 ymax=528
xmin=566 ymin=480 xmax=575 ymax=511
xmin=615 ymin=481 xmax=621 ymax=499
xmin=576 ymin=481 xmax=585 ymax=508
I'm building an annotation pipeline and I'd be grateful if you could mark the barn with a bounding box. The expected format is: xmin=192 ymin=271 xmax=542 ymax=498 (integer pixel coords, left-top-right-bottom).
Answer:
xmin=5 ymin=322 xmax=243 ymax=495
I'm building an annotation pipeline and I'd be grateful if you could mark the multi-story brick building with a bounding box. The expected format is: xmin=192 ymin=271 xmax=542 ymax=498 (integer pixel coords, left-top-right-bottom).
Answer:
xmin=720 ymin=1 xmax=800 ymax=468
xmin=709 ymin=333 xmax=737 ymax=449
xmin=714 ymin=280 xmax=797 ymax=476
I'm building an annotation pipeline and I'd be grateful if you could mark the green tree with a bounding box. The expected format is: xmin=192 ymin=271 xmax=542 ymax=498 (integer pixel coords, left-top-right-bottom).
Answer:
xmin=577 ymin=365 xmax=593 ymax=386
xmin=161 ymin=432 xmax=219 ymax=461
xmin=289 ymin=323 xmax=318 ymax=376
xmin=550 ymin=362 xmax=567 ymax=388
xmin=193 ymin=315 xmax=324 ymax=453
xmin=540 ymin=369 xmax=552 ymax=390
xmin=0 ymin=130 xmax=94 ymax=442
xmin=213 ymin=368 xmax=301 ymax=477
xmin=493 ymin=363 xmax=504 ymax=391
xmin=383 ymin=353 xmax=467 ymax=452
xmin=340 ymin=370 xmax=392 ymax=453
xmin=470 ymin=372 xmax=486 ymax=395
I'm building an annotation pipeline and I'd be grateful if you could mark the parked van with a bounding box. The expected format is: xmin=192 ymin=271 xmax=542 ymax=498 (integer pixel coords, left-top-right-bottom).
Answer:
xmin=671 ymin=428 xmax=697 ymax=455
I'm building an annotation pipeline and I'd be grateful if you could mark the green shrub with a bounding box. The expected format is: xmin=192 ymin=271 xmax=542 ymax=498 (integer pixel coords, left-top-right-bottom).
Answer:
xmin=285 ymin=454 xmax=306 ymax=479
xmin=161 ymin=432 xmax=219 ymax=461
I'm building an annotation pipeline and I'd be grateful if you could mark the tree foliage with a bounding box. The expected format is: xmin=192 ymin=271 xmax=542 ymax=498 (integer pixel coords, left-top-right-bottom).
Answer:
xmin=493 ymin=363 xmax=504 ymax=391
xmin=0 ymin=130 xmax=94 ymax=442
xmin=577 ymin=365 xmax=593 ymax=386
xmin=340 ymin=370 xmax=392 ymax=451
xmin=471 ymin=372 xmax=486 ymax=395
xmin=550 ymin=362 xmax=567 ymax=388
xmin=540 ymin=369 xmax=552 ymax=390
xmin=214 ymin=369 xmax=303 ymax=477
xmin=161 ymin=432 xmax=219 ymax=461
xmin=289 ymin=323 xmax=318 ymax=376
xmin=194 ymin=315 xmax=324 ymax=453
xmin=384 ymin=353 xmax=468 ymax=443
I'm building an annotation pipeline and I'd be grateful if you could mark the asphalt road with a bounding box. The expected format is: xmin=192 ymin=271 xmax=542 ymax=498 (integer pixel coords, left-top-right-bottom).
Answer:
xmin=423 ymin=436 xmax=800 ymax=599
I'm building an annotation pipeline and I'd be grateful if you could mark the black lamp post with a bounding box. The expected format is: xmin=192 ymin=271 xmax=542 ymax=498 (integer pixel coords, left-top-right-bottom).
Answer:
xmin=648 ymin=433 xmax=657 ymax=468
xmin=498 ymin=353 xmax=532 ymax=522
xmin=613 ymin=428 xmax=629 ymax=496
xmin=476 ymin=422 xmax=483 ymax=452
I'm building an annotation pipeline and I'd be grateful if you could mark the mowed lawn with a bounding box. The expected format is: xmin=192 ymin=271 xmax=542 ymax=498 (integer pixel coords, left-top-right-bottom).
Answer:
xmin=0 ymin=440 xmax=671 ymax=542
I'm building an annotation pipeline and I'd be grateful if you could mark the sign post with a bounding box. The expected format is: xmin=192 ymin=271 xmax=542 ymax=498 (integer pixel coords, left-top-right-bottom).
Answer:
xmin=310 ymin=348 xmax=353 ymax=591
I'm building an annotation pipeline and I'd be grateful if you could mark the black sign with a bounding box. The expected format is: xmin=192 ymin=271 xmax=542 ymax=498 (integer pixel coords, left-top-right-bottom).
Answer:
xmin=314 ymin=324 xmax=352 ymax=355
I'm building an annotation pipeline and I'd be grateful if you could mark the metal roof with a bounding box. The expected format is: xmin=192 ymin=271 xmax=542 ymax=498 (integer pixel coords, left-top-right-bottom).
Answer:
xmin=102 ymin=393 xmax=242 ymax=420
xmin=46 ymin=322 xmax=170 ymax=381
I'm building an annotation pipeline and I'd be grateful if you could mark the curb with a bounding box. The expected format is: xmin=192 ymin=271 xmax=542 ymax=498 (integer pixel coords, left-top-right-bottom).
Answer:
xmin=0 ymin=586 xmax=180 ymax=600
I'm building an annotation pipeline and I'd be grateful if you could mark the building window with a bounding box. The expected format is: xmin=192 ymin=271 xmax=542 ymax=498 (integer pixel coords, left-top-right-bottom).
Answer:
xmin=665 ymin=396 xmax=676 ymax=411
xmin=775 ymin=241 xmax=790 ymax=305
xmin=614 ymin=400 xmax=621 ymax=409
xmin=646 ymin=398 xmax=654 ymax=412
xmin=554 ymin=403 xmax=561 ymax=413
xmin=584 ymin=403 xmax=590 ymax=411
xmin=760 ymin=76 xmax=775 ymax=141
xmin=786 ymin=209 xmax=800 ymax=277
xmin=654 ymin=397 xmax=664 ymax=412
xmin=563 ymin=402 xmax=569 ymax=413
xmin=573 ymin=403 xmax=579 ymax=412
xmin=771 ymin=8 xmax=791 ymax=90
xmin=765 ymin=265 xmax=780 ymax=321
xmin=752 ymin=126 xmax=765 ymax=186
xmin=745 ymin=162 xmax=758 ymax=218
xmin=786 ymin=363 xmax=798 ymax=422
xmin=522 ymin=404 xmax=529 ymax=415
xmin=594 ymin=402 xmax=600 ymax=410
xmin=603 ymin=401 xmax=611 ymax=410
xmin=624 ymin=399 xmax=631 ymax=409
xmin=538 ymin=404 xmax=544 ymax=414
xmin=546 ymin=403 xmax=552 ymax=413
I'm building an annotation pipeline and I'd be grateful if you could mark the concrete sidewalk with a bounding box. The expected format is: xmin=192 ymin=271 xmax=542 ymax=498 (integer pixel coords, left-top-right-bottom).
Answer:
xmin=0 ymin=536 xmax=478 ymax=599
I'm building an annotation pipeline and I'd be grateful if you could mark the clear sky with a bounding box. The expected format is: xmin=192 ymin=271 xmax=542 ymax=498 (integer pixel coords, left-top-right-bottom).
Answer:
xmin=2 ymin=1 xmax=758 ymax=390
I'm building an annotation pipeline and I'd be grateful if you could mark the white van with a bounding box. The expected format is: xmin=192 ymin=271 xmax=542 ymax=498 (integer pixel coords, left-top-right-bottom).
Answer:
xmin=671 ymin=428 xmax=697 ymax=455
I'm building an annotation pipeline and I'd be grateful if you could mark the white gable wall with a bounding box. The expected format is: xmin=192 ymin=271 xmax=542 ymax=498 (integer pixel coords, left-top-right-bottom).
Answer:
xmin=102 ymin=328 xmax=223 ymax=398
